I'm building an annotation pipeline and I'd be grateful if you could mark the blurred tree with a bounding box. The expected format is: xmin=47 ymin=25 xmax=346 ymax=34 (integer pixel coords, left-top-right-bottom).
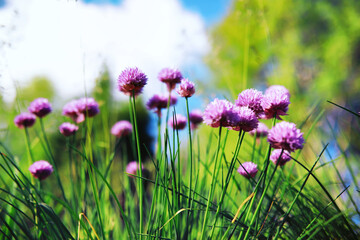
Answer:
xmin=16 ymin=76 xmax=55 ymax=103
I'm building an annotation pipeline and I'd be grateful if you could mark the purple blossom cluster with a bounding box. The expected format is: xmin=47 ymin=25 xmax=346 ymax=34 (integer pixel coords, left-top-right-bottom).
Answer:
xmin=111 ymin=120 xmax=133 ymax=138
xmin=118 ymin=67 xmax=148 ymax=97
xmin=62 ymin=97 xmax=100 ymax=124
xmin=168 ymin=114 xmax=187 ymax=130
xmin=29 ymin=160 xmax=53 ymax=181
xmin=146 ymin=94 xmax=177 ymax=117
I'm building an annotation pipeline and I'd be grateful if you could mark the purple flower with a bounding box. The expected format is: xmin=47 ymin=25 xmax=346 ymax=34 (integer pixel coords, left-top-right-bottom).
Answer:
xmin=265 ymin=85 xmax=290 ymax=99
xmin=237 ymin=162 xmax=258 ymax=179
xmin=111 ymin=120 xmax=133 ymax=138
xmin=230 ymin=107 xmax=259 ymax=132
xmin=267 ymin=121 xmax=304 ymax=152
xmin=270 ymin=149 xmax=291 ymax=166
xmin=235 ymin=89 xmax=264 ymax=117
xmin=76 ymin=98 xmax=100 ymax=118
xmin=158 ymin=68 xmax=183 ymax=91
xmin=14 ymin=113 xmax=36 ymax=129
xmin=203 ymin=99 xmax=238 ymax=128
xmin=59 ymin=122 xmax=79 ymax=137
xmin=249 ymin=122 xmax=269 ymax=137
xmin=126 ymin=161 xmax=144 ymax=177
xmin=118 ymin=67 xmax=148 ymax=96
xmin=261 ymin=87 xmax=290 ymax=120
xmin=62 ymin=100 xmax=84 ymax=123
xmin=176 ymin=78 xmax=195 ymax=98
xmin=28 ymin=98 xmax=52 ymax=118
xmin=146 ymin=94 xmax=177 ymax=116
xmin=29 ymin=160 xmax=53 ymax=180
xmin=189 ymin=109 xmax=203 ymax=129
xmin=168 ymin=114 xmax=187 ymax=130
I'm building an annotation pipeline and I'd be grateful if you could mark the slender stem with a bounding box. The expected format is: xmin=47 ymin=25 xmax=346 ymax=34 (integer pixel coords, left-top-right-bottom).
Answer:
xmin=200 ymin=126 xmax=223 ymax=240
xmin=185 ymin=97 xmax=193 ymax=238
xmin=24 ymin=127 xmax=34 ymax=165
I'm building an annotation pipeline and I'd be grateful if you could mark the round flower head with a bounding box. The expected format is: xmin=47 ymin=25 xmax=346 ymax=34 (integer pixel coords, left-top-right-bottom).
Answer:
xmin=111 ymin=120 xmax=132 ymax=138
xmin=270 ymin=149 xmax=291 ymax=166
xmin=203 ymin=99 xmax=238 ymax=128
xmin=126 ymin=161 xmax=144 ymax=178
xmin=168 ymin=114 xmax=187 ymax=130
xmin=265 ymin=85 xmax=290 ymax=99
xmin=28 ymin=98 xmax=52 ymax=118
xmin=76 ymin=98 xmax=100 ymax=118
xmin=189 ymin=109 xmax=203 ymax=129
xmin=158 ymin=68 xmax=183 ymax=91
xmin=230 ymin=106 xmax=259 ymax=132
xmin=177 ymin=78 xmax=195 ymax=98
xmin=29 ymin=160 xmax=53 ymax=180
xmin=118 ymin=67 xmax=148 ymax=96
xmin=59 ymin=122 xmax=79 ymax=137
xmin=62 ymin=100 xmax=83 ymax=123
xmin=147 ymin=94 xmax=177 ymax=116
xmin=267 ymin=121 xmax=304 ymax=152
xmin=249 ymin=122 xmax=269 ymax=137
xmin=235 ymin=89 xmax=264 ymax=117
xmin=261 ymin=88 xmax=290 ymax=120
xmin=237 ymin=162 xmax=258 ymax=179
xmin=14 ymin=113 xmax=36 ymax=129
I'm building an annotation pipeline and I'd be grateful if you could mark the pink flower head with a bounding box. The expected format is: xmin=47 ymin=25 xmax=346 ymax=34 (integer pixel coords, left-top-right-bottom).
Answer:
xmin=76 ymin=98 xmax=100 ymax=118
xmin=230 ymin=106 xmax=259 ymax=132
xmin=237 ymin=162 xmax=258 ymax=179
xmin=111 ymin=120 xmax=132 ymax=138
xmin=270 ymin=149 xmax=292 ymax=166
xmin=168 ymin=114 xmax=187 ymax=130
xmin=126 ymin=161 xmax=144 ymax=177
xmin=189 ymin=109 xmax=203 ymax=129
xmin=203 ymin=99 xmax=238 ymax=128
xmin=158 ymin=68 xmax=183 ymax=91
xmin=235 ymin=89 xmax=264 ymax=117
xmin=176 ymin=78 xmax=195 ymax=98
xmin=267 ymin=121 xmax=304 ymax=152
xmin=261 ymin=87 xmax=290 ymax=120
xmin=265 ymin=85 xmax=290 ymax=99
xmin=14 ymin=113 xmax=36 ymax=129
xmin=28 ymin=98 xmax=52 ymax=118
xmin=59 ymin=122 xmax=79 ymax=137
xmin=118 ymin=67 xmax=148 ymax=96
xmin=249 ymin=122 xmax=269 ymax=137
xmin=29 ymin=160 xmax=53 ymax=180
xmin=147 ymin=94 xmax=177 ymax=116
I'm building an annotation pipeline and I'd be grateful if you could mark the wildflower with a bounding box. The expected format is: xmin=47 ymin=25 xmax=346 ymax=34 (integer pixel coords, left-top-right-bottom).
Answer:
xmin=147 ymin=94 xmax=177 ymax=116
xmin=230 ymin=106 xmax=259 ymax=132
xmin=29 ymin=160 xmax=53 ymax=180
xmin=28 ymin=98 xmax=52 ymax=118
xmin=270 ymin=149 xmax=291 ymax=166
xmin=59 ymin=122 xmax=79 ymax=137
xmin=158 ymin=68 xmax=183 ymax=91
xmin=265 ymin=85 xmax=290 ymax=99
xmin=111 ymin=121 xmax=133 ymax=138
xmin=126 ymin=161 xmax=144 ymax=177
xmin=261 ymin=87 xmax=290 ymax=120
xmin=267 ymin=121 xmax=304 ymax=152
xmin=76 ymin=98 xmax=100 ymax=118
xmin=235 ymin=89 xmax=264 ymax=117
xmin=118 ymin=67 xmax=148 ymax=96
xmin=249 ymin=122 xmax=269 ymax=137
xmin=189 ymin=109 xmax=203 ymax=129
xmin=168 ymin=114 xmax=187 ymax=130
xmin=14 ymin=113 xmax=36 ymax=129
xmin=237 ymin=162 xmax=258 ymax=179
xmin=62 ymin=100 xmax=84 ymax=123
xmin=203 ymin=99 xmax=238 ymax=128
xmin=177 ymin=78 xmax=195 ymax=98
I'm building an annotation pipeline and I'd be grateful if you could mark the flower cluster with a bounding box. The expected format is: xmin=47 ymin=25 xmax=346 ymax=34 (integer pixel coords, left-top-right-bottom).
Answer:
xmin=237 ymin=162 xmax=258 ymax=179
xmin=62 ymin=97 xmax=100 ymax=124
xmin=59 ymin=122 xmax=79 ymax=137
xmin=267 ymin=121 xmax=304 ymax=152
xmin=111 ymin=121 xmax=133 ymax=138
xmin=158 ymin=68 xmax=183 ymax=91
xmin=168 ymin=114 xmax=187 ymax=130
xmin=29 ymin=160 xmax=53 ymax=180
xmin=146 ymin=94 xmax=177 ymax=117
xmin=118 ymin=67 xmax=148 ymax=97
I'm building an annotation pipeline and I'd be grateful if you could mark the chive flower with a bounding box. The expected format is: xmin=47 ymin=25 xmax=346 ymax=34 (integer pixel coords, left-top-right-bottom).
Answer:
xmin=126 ymin=161 xmax=144 ymax=178
xmin=237 ymin=162 xmax=258 ymax=179
xmin=76 ymin=97 xmax=100 ymax=118
xmin=14 ymin=113 xmax=36 ymax=129
xmin=158 ymin=68 xmax=183 ymax=91
xmin=270 ymin=149 xmax=291 ymax=166
xmin=261 ymin=86 xmax=290 ymax=120
xmin=147 ymin=94 xmax=177 ymax=116
xmin=177 ymin=78 xmax=195 ymax=98
xmin=203 ymin=99 xmax=238 ymax=128
xmin=230 ymin=106 xmax=259 ymax=132
xmin=267 ymin=121 xmax=304 ymax=152
xmin=29 ymin=160 xmax=53 ymax=180
xmin=62 ymin=100 xmax=82 ymax=123
xmin=59 ymin=122 xmax=79 ymax=137
xmin=249 ymin=122 xmax=269 ymax=137
xmin=28 ymin=98 xmax=52 ymax=118
xmin=111 ymin=120 xmax=133 ymax=138
xmin=118 ymin=67 xmax=148 ymax=96
xmin=265 ymin=85 xmax=290 ymax=99
xmin=235 ymin=89 xmax=264 ymax=117
xmin=189 ymin=109 xmax=203 ymax=129
xmin=168 ymin=114 xmax=187 ymax=130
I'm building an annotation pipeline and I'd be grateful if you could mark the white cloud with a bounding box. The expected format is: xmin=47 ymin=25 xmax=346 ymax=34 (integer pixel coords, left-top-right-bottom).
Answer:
xmin=0 ymin=0 xmax=209 ymax=102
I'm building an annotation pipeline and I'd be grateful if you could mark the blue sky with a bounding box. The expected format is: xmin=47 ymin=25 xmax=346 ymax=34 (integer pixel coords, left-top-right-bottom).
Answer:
xmin=82 ymin=0 xmax=231 ymax=25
